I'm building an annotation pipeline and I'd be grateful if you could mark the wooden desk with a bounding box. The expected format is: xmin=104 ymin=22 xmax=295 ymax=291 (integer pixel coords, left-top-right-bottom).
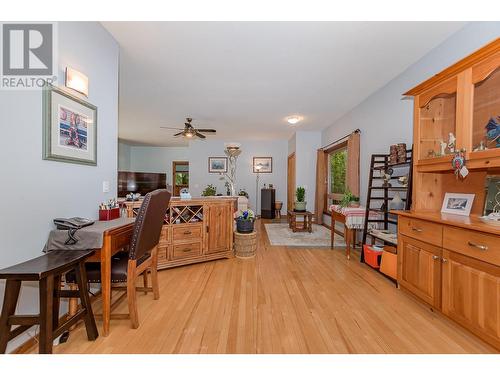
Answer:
xmin=330 ymin=210 xmax=356 ymax=260
xmin=69 ymin=220 xmax=134 ymax=337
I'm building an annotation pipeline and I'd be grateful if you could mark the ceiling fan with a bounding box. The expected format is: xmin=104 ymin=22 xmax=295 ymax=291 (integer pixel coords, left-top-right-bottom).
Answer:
xmin=160 ymin=117 xmax=216 ymax=139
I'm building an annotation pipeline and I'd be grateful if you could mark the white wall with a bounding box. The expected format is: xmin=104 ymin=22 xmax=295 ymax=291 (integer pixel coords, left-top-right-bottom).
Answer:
xmin=293 ymin=131 xmax=322 ymax=213
xmin=0 ymin=22 xmax=119 ymax=352
xmin=118 ymin=141 xmax=131 ymax=171
xmin=321 ymin=22 xmax=500 ymax=224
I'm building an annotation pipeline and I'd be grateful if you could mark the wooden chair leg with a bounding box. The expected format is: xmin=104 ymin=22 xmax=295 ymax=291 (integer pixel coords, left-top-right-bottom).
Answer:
xmin=0 ymin=279 xmax=21 ymax=354
xmin=75 ymin=262 xmax=98 ymax=341
xmin=39 ymin=275 xmax=54 ymax=354
xmin=151 ymin=248 xmax=160 ymax=300
xmin=52 ymin=275 xmax=61 ymax=331
xmin=142 ymin=272 xmax=148 ymax=295
xmin=127 ymin=260 xmax=139 ymax=329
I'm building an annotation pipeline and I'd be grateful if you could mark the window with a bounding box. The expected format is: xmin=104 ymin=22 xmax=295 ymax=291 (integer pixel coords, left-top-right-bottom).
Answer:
xmin=327 ymin=145 xmax=347 ymax=206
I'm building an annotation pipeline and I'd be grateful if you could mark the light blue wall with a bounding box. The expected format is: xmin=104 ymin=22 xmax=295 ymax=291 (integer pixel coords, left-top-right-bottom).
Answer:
xmin=118 ymin=141 xmax=131 ymax=171
xmin=321 ymin=22 xmax=500 ymax=218
xmin=0 ymin=22 xmax=119 ymax=352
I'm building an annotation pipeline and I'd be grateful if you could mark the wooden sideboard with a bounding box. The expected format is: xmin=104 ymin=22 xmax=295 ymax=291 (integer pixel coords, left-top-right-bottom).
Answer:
xmin=395 ymin=38 xmax=500 ymax=350
xmin=122 ymin=197 xmax=237 ymax=269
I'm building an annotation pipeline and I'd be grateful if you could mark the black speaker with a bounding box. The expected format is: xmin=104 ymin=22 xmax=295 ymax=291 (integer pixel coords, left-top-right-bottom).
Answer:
xmin=261 ymin=188 xmax=276 ymax=219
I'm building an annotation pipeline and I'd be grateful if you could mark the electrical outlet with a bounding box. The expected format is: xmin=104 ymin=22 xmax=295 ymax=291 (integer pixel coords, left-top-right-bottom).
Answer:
xmin=102 ymin=181 xmax=110 ymax=193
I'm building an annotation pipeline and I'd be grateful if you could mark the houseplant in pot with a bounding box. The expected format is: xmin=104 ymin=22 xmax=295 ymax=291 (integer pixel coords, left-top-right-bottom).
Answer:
xmin=236 ymin=209 xmax=255 ymax=233
xmin=295 ymin=186 xmax=306 ymax=211
xmin=339 ymin=190 xmax=360 ymax=208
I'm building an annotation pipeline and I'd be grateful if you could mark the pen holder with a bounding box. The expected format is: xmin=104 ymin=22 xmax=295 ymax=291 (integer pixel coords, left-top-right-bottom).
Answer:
xmin=99 ymin=207 xmax=120 ymax=221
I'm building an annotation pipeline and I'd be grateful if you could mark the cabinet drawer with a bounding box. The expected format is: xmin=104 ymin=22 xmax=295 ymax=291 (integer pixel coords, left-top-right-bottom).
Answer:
xmin=173 ymin=224 xmax=202 ymax=242
xmin=399 ymin=216 xmax=443 ymax=247
xmin=443 ymin=227 xmax=500 ymax=266
xmin=172 ymin=242 xmax=202 ymax=260
xmin=157 ymin=245 xmax=168 ymax=260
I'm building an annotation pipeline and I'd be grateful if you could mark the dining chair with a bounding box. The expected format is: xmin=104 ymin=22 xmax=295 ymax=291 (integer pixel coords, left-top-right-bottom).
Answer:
xmin=67 ymin=189 xmax=171 ymax=329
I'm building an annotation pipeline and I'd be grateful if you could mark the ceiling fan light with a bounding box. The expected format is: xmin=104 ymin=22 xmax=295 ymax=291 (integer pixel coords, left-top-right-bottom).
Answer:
xmin=286 ymin=115 xmax=302 ymax=125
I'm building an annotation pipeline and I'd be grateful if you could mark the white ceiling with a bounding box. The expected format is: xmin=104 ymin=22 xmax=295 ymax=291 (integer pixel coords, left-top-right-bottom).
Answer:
xmin=102 ymin=22 xmax=466 ymax=146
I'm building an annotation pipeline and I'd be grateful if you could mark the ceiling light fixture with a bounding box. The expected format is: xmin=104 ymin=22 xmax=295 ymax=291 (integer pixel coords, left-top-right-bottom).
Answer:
xmin=287 ymin=115 xmax=302 ymax=125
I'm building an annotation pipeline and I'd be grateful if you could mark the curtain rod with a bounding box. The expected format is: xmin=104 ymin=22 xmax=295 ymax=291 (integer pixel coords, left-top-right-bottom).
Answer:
xmin=320 ymin=129 xmax=360 ymax=151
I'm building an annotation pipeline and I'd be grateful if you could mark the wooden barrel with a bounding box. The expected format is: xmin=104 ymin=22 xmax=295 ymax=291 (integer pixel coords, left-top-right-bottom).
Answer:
xmin=234 ymin=231 xmax=257 ymax=258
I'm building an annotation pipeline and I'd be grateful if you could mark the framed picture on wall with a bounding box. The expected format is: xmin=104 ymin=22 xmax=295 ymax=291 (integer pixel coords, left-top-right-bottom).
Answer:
xmin=43 ymin=84 xmax=97 ymax=166
xmin=253 ymin=157 xmax=272 ymax=173
xmin=208 ymin=157 xmax=228 ymax=173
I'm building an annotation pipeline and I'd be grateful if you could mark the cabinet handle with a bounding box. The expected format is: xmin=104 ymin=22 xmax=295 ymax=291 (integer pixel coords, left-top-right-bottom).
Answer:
xmin=468 ymin=241 xmax=488 ymax=251
xmin=441 ymin=258 xmax=448 ymax=263
xmin=182 ymin=248 xmax=191 ymax=252
xmin=411 ymin=227 xmax=423 ymax=233
xmin=183 ymin=231 xmax=192 ymax=235
xmin=432 ymin=255 xmax=440 ymax=260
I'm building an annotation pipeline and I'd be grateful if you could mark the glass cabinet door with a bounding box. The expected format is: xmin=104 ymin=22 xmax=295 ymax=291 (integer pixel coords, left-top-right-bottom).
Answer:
xmin=419 ymin=92 xmax=457 ymax=160
xmin=472 ymin=67 xmax=500 ymax=153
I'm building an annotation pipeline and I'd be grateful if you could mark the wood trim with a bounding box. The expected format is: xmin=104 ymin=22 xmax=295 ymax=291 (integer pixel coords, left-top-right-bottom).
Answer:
xmin=404 ymin=38 xmax=500 ymax=96
xmin=323 ymin=140 xmax=348 ymax=155
xmin=418 ymin=76 xmax=457 ymax=108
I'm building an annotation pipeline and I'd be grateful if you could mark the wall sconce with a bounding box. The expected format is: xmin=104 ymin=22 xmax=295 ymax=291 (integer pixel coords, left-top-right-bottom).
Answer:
xmin=65 ymin=67 xmax=89 ymax=97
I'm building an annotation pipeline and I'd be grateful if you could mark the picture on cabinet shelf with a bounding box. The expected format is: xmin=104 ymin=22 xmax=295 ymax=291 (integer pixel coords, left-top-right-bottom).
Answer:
xmin=441 ymin=193 xmax=475 ymax=216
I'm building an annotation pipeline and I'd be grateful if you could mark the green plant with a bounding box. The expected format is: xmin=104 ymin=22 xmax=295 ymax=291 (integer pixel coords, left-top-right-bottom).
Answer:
xmin=339 ymin=189 xmax=359 ymax=208
xmin=296 ymin=186 xmax=306 ymax=202
xmin=201 ymin=184 xmax=217 ymax=196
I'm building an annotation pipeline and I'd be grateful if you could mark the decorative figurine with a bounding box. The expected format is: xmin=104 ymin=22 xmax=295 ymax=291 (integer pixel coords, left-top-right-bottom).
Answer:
xmin=485 ymin=116 xmax=500 ymax=148
xmin=439 ymin=140 xmax=447 ymax=156
xmin=473 ymin=140 xmax=487 ymax=152
xmin=447 ymin=132 xmax=456 ymax=153
xmin=380 ymin=168 xmax=393 ymax=187
xmin=398 ymin=176 xmax=408 ymax=187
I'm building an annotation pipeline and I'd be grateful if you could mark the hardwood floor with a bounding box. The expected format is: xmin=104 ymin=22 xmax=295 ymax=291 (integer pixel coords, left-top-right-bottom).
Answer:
xmin=38 ymin=219 xmax=496 ymax=354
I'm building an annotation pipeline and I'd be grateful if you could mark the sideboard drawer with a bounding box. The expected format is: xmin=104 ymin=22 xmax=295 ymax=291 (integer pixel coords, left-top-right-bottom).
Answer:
xmin=172 ymin=241 xmax=202 ymax=260
xmin=399 ymin=216 xmax=443 ymax=247
xmin=173 ymin=224 xmax=202 ymax=242
xmin=159 ymin=225 xmax=170 ymax=245
xmin=443 ymin=227 xmax=500 ymax=266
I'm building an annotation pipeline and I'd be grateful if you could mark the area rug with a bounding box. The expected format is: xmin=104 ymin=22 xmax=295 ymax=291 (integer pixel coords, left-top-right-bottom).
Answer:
xmin=264 ymin=223 xmax=346 ymax=247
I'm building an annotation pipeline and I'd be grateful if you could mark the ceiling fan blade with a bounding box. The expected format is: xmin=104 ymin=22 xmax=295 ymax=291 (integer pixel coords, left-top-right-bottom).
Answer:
xmin=195 ymin=132 xmax=206 ymax=139
xmin=160 ymin=126 xmax=184 ymax=130
xmin=173 ymin=131 xmax=185 ymax=137
xmin=196 ymin=129 xmax=216 ymax=133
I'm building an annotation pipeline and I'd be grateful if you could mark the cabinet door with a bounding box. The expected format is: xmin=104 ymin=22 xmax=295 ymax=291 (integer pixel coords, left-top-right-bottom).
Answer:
xmin=398 ymin=235 xmax=442 ymax=308
xmin=442 ymin=249 xmax=500 ymax=349
xmin=206 ymin=203 xmax=232 ymax=254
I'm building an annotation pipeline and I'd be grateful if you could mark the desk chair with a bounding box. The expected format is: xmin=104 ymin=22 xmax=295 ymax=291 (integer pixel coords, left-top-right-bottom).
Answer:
xmin=67 ymin=189 xmax=171 ymax=329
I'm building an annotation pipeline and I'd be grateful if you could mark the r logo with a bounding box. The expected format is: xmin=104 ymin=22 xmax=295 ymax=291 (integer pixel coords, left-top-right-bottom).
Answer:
xmin=2 ymin=23 xmax=53 ymax=76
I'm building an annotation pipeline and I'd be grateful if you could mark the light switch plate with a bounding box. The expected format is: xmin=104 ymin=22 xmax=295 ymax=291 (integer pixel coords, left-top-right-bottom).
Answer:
xmin=102 ymin=181 xmax=110 ymax=193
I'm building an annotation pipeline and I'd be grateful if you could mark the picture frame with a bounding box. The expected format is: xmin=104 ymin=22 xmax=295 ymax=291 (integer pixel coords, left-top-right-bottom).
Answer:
xmin=253 ymin=157 xmax=273 ymax=173
xmin=483 ymin=175 xmax=500 ymax=216
xmin=441 ymin=193 xmax=475 ymax=216
xmin=208 ymin=157 xmax=228 ymax=173
xmin=43 ymin=84 xmax=97 ymax=166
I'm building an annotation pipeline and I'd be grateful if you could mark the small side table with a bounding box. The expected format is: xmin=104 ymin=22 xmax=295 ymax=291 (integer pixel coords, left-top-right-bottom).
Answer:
xmin=287 ymin=210 xmax=313 ymax=233
xmin=234 ymin=231 xmax=257 ymax=258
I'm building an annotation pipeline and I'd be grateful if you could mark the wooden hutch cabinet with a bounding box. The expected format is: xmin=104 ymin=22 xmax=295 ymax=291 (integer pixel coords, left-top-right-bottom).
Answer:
xmin=395 ymin=38 xmax=500 ymax=350
xmin=124 ymin=197 xmax=236 ymax=269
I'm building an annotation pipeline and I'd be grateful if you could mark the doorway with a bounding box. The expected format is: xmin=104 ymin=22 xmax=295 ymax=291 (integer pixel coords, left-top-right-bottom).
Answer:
xmin=172 ymin=161 xmax=189 ymax=196
xmin=287 ymin=153 xmax=296 ymax=212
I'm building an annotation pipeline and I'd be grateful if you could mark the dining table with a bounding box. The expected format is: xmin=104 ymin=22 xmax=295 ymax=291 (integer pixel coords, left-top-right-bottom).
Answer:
xmin=45 ymin=217 xmax=135 ymax=336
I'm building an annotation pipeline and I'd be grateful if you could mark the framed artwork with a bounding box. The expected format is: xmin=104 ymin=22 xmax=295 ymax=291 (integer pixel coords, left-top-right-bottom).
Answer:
xmin=441 ymin=193 xmax=475 ymax=216
xmin=208 ymin=157 xmax=228 ymax=173
xmin=253 ymin=157 xmax=272 ymax=173
xmin=483 ymin=175 xmax=500 ymax=216
xmin=43 ymin=84 xmax=97 ymax=166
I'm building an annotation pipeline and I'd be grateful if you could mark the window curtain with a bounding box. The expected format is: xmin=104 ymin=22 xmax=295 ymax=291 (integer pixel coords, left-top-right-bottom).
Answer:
xmin=314 ymin=149 xmax=327 ymax=224
xmin=346 ymin=131 xmax=360 ymax=197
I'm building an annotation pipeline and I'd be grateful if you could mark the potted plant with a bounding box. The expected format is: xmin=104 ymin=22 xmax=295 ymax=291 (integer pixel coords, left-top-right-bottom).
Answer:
xmin=201 ymin=184 xmax=217 ymax=197
xmin=238 ymin=189 xmax=249 ymax=199
xmin=339 ymin=190 xmax=360 ymax=208
xmin=236 ymin=209 xmax=255 ymax=233
xmin=295 ymin=186 xmax=306 ymax=211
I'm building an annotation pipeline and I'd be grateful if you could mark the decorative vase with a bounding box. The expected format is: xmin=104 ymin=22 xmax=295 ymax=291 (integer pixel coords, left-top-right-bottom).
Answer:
xmin=294 ymin=201 xmax=307 ymax=212
xmin=236 ymin=218 xmax=254 ymax=233
xmin=348 ymin=201 xmax=360 ymax=208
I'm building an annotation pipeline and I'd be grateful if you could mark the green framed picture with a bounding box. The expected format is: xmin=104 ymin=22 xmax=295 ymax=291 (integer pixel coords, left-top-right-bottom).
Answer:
xmin=43 ymin=84 xmax=97 ymax=166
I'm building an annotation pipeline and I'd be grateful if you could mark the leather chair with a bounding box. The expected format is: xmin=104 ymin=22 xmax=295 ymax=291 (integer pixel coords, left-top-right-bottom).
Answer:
xmin=67 ymin=189 xmax=171 ymax=328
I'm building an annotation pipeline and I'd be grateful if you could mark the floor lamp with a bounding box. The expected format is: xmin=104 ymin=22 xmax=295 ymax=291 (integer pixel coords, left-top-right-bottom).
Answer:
xmin=254 ymin=165 xmax=262 ymax=218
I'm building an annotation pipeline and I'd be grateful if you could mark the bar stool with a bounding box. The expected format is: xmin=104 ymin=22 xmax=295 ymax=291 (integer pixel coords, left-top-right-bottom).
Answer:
xmin=0 ymin=250 xmax=98 ymax=354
